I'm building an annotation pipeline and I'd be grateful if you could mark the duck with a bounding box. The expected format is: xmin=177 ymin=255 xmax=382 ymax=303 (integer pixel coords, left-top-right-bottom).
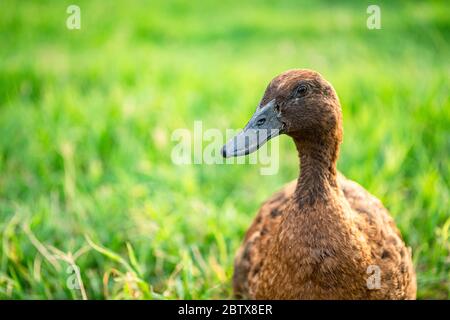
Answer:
xmin=222 ymin=69 xmax=416 ymax=300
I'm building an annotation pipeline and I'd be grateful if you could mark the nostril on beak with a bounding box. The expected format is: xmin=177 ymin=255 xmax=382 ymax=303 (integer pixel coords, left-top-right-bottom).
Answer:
xmin=256 ymin=118 xmax=266 ymax=126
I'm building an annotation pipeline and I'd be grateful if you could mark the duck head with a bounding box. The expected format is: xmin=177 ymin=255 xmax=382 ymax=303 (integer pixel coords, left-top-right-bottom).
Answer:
xmin=222 ymin=69 xmax=343 ymax=157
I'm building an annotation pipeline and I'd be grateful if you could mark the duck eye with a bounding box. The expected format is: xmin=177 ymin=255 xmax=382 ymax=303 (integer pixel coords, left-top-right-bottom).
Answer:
xmin=274 ymin=103 xmax=280 ymax=113
xmin=295 ymin=84 xmax=308 ymax=97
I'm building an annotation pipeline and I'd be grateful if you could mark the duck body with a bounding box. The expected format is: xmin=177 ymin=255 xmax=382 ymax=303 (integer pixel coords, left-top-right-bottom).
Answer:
xmin=233 ymin=173 xmax=416 ymax=299
xmin=223 ymin=69 xmax=416 ymax=300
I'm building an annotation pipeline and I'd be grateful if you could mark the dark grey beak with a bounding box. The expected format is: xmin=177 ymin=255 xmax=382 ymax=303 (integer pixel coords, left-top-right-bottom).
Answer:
xmin=222 ymin=99 xmax=284 ymax=157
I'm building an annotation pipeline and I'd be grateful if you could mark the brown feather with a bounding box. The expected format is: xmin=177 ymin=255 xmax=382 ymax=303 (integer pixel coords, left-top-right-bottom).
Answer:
xmin=232 ymin=70 xmax=416 ymax=300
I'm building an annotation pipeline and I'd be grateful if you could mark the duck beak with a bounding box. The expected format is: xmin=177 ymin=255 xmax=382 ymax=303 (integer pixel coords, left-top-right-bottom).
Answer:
xmin=222 ymin=99 xmax=284 ymax=158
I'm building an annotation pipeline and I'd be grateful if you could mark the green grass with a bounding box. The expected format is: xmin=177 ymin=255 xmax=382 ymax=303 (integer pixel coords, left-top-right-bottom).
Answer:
xmin=0 ymin=0 xmax=449 ymax=299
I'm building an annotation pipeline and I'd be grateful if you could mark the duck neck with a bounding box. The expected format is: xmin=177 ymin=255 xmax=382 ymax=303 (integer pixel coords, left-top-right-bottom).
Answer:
xmin=293 ymin=136 xmax=340 ymax=206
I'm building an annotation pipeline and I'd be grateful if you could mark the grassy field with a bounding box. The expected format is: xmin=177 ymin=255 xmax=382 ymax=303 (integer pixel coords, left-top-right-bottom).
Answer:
xmin=0 ymin=0 xmax=449 ymax=299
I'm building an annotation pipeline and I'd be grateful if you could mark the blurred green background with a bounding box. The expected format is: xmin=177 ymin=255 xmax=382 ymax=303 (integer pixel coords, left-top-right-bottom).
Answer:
xmin=0 ymin=0 xmax=449 ymax=299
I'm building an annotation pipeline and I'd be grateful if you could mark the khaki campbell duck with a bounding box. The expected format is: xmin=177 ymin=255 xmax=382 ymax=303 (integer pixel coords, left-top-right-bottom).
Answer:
xmin=222 ymin=69 xmax=416 ymax=300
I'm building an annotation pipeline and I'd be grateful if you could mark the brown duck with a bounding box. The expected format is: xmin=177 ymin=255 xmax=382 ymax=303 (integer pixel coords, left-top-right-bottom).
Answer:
xmin=222 ymin=69 xmax=416 ymax=300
